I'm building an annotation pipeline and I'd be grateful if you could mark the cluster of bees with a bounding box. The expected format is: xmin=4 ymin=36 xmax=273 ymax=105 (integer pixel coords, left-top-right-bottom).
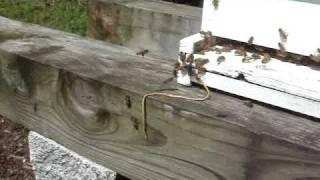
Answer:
xmin=194 ymin=30 xmax=287 ymax=65
xmin=175 ymin=27 xmax=320 ymax=80
xmin=194 ymin=29 xmax=320 ymax=66
xmin=210 ymin=0 xmax=320 ymax=64
xmin=174 ymin=52 xmax=209 ymax=80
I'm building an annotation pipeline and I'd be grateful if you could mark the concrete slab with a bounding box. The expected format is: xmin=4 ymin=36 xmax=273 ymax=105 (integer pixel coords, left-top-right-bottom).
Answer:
xmin=28 ymin=131 xmax=117 ymax=180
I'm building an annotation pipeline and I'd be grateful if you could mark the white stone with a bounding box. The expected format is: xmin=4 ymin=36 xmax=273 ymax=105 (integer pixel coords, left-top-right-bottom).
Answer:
xmin=28 ymin=131 xmax=117 ymax=180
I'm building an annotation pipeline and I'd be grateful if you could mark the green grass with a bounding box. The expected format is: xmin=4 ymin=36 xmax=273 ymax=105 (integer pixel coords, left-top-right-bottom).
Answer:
xmin=0 ymin=0 xmax=88 ymax=36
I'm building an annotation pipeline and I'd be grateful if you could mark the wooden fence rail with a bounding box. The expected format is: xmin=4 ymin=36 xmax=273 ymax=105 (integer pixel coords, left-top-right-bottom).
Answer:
xmin=0 ymin=17 xmax=320 ymax=180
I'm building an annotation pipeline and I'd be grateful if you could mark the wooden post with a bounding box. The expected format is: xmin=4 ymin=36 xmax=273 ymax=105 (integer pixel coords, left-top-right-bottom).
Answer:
xmin=87 ymin=0 xmax=202 ymax=59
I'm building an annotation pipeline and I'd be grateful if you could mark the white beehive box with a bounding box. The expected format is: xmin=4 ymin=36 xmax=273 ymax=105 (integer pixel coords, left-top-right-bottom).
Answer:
xmin=179 ymin=0 xmax=320 ymax=118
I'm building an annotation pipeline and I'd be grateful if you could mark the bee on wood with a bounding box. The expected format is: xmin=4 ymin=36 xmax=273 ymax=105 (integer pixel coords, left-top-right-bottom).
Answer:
xmin=278 ymin=28 xmax=288 ymax=43
xmin=173 ymin=52 xmax=191 ymax=77
xmin=136 ymin=49 xmax=149 ymax=57
xmin=195 ymin=58 xmax=209 ymax=69
xmin=203 ymin=31 xmax=215 ymax=46
xmin=217 ymin=56 xmax=226 ymax=65
xmin=248 ymin=36 xmax=254 ymax=45
xmin=310 ymin=55 xmax=320 ymax=63
xmin=200 ymin=31 xmax=213 ymax=39
xmin=221 ymin=46 xmax=233 ymax=52
xmin=213 ymin=0 xmax=219 ymax=10
xmin=261 ymin=53 xmax=271 ymax=64
xmin=251 ymin=53 xmax=261 ymax=60
xmin=179 ymin=52 xmax=187 ymax=64
xmin=196 ymin=31 xmax=216 ymax=54
xmin=173 ymin=62 xmax=182 ymax=77
xmin=234 ymin=47 xmax=247 ymax=56
xmin=310 ymin=48 xmax=320 ymax=63
xmin=209 ymin=46 xmax=222 ymax=54
xmin=199 ymin=30 xmax=208 ymax=35
xmin=185 ymin=53 xmax=194 ymax=64
xmin=243 ymin=100 xmax=254 ymax=108
xmin=242 ymin=55 xmax=253 ymax=63
xmin=277 ymin=42 xmax=287 ymax=57
xmin=193 ymin=58 xmax=209 ymax=76
xmin=314 ymin=48 xmax=320 ymax=57
xmin=254 ymin=46 xmax=264 ymax=52
xmin=33 ymin=103 xmax=38 ymax=113
xmin=214 ymin=48 xmax=223 ymax=54
xmin=185 ymin=54 xmax=194 ymax=76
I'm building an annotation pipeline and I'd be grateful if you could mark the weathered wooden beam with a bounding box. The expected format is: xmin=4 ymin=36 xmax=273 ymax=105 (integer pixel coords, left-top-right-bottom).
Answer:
xmin=1 ymin=17 xmax=320 ymax=180
xmin=87 ymin=0 xmax=202 ymax=59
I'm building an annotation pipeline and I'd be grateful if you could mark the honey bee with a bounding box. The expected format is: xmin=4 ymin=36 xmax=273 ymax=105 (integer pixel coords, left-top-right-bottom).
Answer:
xmin=136 ymin=49 xmax=149 ymax=57
xmin=173 ymin=62 xmax=181 ymax=77
xmin=310 ymin=55 xmax=320 ymax=63
xmin=279 ymin=28 xmax=288 ymax=43
xmin=195 ymin=58 xmax=209 ymax=68
xmin=200 ymin=30 xmax=209 ymax=36
xmin=179 ymin=52 xmax=187 ymax=63
xmin=185 ymin=53 xmax=194 ymax=63
xmin=213 ymin=0 xmax=219 ymax=10
xmin=248 ymin=36 xmax=254 ymax=45
xmin=217 ymin=56 xmax=226 ymax=65
xmin=173 ymin=52 xmax=192 ymax=77
xmin=243 ymin=100 xmax=254 ymax=108
xmin=186 ymin=54 xmax=195 ymax=75
xmin=251 ymin=53 xmax=261 ymax=60
xmin=193 ymin=58 xmax=208 ymax=76
xmin=196 ymin=31 xmax=215 ymax=53
xmin=254 ymin=46 xmax=264 ymax=52
xmin=33 ymin=103 xmax=38 ymax=112
xmin=221 ymin=46 xmax=233 ymax=52
xmin=261 ymin=53 xmax=271 ymax=64
xmin=234 ymin=47 xmax=247 ymax=56
xmin=242 ymin=55 xmax=253 ymax=63
xmin=208 ymin=46 xmax=217 ymax=51
xmin=277 ymin=42 xmax=287 ymax=57
xmin=166 ymin=62 xmax=186 ymax=85
xmin=214 ymin=48 xmax=223 ymax=54
xmin=310 ymin=48 xmax=320 ymax=63
xmin=200 ymin=31 xmax=213 ymax=39
xmin=314 ymin=48 xmax=320 ymax=56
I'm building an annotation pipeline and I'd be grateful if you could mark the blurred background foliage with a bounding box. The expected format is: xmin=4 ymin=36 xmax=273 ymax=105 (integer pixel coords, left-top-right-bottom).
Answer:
xmin=0 ymin=0 xmax=88 ymax=36
xmin=0 ymin=0 xmax=201 ymax=36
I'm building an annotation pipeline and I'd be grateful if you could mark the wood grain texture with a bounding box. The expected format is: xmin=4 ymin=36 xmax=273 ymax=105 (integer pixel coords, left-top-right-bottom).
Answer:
xmin=87 ymin=0 xmax=202 ymax=59
xmin=1 ymin=17 xmax=320 ymax=180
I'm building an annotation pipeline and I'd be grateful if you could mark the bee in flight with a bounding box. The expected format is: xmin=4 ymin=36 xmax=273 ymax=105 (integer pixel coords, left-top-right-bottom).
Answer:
xmin=248 ymin=36 xmax=254 ymax=45
xmin=278 ymin=28 xmax=288 ymax=43
xmin=213 ymin=0 xmax=219 ymax=10
xmin=136 ymin=49 xmax=149 ymax=57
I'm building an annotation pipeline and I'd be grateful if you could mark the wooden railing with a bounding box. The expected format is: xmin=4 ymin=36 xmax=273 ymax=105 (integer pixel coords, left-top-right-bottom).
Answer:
xmin=1 ymin=17 xmax=320 ymax=180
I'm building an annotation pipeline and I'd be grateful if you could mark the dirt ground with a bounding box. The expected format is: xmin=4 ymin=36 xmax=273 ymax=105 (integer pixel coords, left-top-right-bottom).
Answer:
xmin=0 ymin=115 xmax=35 ymax=180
